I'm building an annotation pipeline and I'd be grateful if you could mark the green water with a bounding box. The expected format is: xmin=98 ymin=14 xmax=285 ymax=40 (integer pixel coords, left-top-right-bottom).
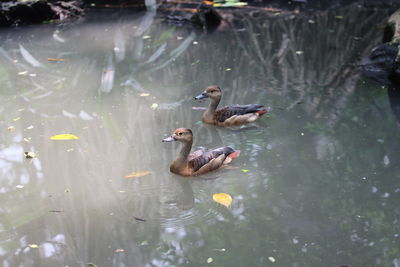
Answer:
xmin=1 ymin=5 xmax=400 ymax=267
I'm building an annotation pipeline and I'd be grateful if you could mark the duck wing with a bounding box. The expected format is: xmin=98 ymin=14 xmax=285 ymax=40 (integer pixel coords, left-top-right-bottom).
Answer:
xmin=189 ymin=147 xmax=236 ymax=172
xmin=215 ymin=104 xmax=267 ymax=122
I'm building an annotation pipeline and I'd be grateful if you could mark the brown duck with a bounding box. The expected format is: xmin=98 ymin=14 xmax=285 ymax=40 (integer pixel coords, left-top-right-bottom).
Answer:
xmin=162 ymin=128 xmax=240 ymax=176
xmin=195 ymin=85 xmax=269 ymax=126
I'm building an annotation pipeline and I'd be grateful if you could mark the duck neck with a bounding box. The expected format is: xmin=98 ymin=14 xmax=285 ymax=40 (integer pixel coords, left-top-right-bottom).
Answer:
xmin=204 ymin=97 xmax=220 ymax=119
xmin=176 ymin=140 xmax=192 ymax=163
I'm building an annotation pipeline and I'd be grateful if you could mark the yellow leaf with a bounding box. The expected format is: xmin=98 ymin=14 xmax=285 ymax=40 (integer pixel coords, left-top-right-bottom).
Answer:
xmin=12 ymin=117 xmax=21 ymax=122
xmin=8 ymin=126 xmax=15 ymax=132
xmin=140 ymin=93 xmax=150 ymax=97
xmin=50 ymin=134 xmax=79 ymax=140
xmin=47 ymin=58 xmax=67 ymax=62
xmin=125 ymin=170 xmax=151 ymax=179
xmin=241 ymin=169 xmax=249 ymax=173
xmin=213 ymin=193 xmax=232 ymax=207
xmin=150 ymin=103 xmax=158 ymax=110
xmin=28 ymin=244 xmax=39 ymax=248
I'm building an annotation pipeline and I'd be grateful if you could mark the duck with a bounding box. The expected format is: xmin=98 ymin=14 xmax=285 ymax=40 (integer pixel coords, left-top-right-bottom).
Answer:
xmin=194 ymin=85 xmax=269 ymax=126
xmin=162 ymin=128 xmax=239 ymax=176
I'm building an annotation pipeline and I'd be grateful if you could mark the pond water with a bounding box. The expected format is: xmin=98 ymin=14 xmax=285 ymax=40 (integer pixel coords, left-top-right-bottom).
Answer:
xmin=1 ymin=5 xmax=400 ymax=267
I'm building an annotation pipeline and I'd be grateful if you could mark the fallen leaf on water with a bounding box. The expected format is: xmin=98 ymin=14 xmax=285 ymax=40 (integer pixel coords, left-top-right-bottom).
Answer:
xmin=150 ymin=103 xmax=158 ymax=110
xmin=64 ymin=188 xmax=70 ymax=193
xmin=225 ymin=68 xmax=232 ymax=71
xmin=119 ymin=190 xmax=126 ymax=193
xmin=12 ymin=117 xmax=21 ymax=122
xmin=207 ymin=257 xmax=214 ymax=263
xmin=23 ymin=137 xmax=31 ymax=143
xmin=125 ymin=170 xmax=151 ymax=178
xmin=213 ymin=193 xmax=233 ymax=208
xmin=8 ymin=126 xmax=15 ymax=132
xmin=241 ymin=169 xmax=250 ymax=173
xmin=47 ymin=58 xmax=67 ymax=62
xmin=16 ymin=185 xmax=24 ymax=189
xmin=140 ymin=93 xmax=150 ymax=97
xmin=50 ymin=134 xmax=79 ymax=140
xmin=18 ymin=71 xmax=28 ymax=75
xmin=268 ymin=256 xmax=276 ymax=263
xmin=142 ymin=35 xmax=151 ymax=39
xmin=140 ymin=240 xmax=148 ymax=246
xmin=115 ymin=248 xmax=125 ymax=253
xmin=295 ymin=51 xmax=304 ymax=55
xmin=24 ymin=151 xmax=37 ymax=159
xmin=26 ymin=125 xmax=34 ymax=130
xmin=335 ymin=15 xmax=344 ymax=19
xmin=28 ymin=244 xmax=39 ymax=248
xmin=87 ymin=263 xmax=98 ymax=267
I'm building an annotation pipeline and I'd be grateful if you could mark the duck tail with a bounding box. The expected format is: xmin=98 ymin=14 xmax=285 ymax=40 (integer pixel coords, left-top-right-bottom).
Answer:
xmin=256 ymin=107 xmax=271 ymax=116
xmin=228 ymin=150 xmax=240 ymax=159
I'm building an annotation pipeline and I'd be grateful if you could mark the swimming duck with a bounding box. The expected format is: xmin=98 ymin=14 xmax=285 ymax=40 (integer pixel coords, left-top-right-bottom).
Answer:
xmin=195 ymin=85 xmax=269 ymax=126
xmin=162 ymin=128 xmax=239 ymax=176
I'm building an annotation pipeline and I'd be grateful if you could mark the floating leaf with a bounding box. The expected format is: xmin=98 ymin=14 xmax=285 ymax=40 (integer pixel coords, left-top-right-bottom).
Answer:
xmin=26 ymin=125 xmax=34 ymax=130
xmin=225 ymin=68 xmax=232 ymax=71
xmin=24 ymin=151 xmax=37 ymax=159
xmin=213 ymin=193 xmax=233 ymax=207
xmin=16 ymin=185 xmax=24 ymax=189
xmin=64 ymin=188 xmax=70 ymax=193
xmin=142 ymin=35 xmax=151 ymax=39
xmin=150 ymin=103 xmax=158 ymax=110
xmin=295 ymin=51 xmax=304 ymax=55
xmin=8 ymin=126 xmax=15 ymax=132
xmin=268 ymin=256 xmax=276 ymax=263
xmin=125 ymin=171 xmax=151 ymax=178
xmin=47 ymin=58 xmax=67 ymax=62
xmin=28 ymin=244 xmax=39 ymax=248
xmin=23 ymin=137 xmax=31 ymax=143
xmin=115 ymin=248 xmax=125 ymax=253
xmin=18 ymin=71 xmax=28 ymax=75
xmin=140 ymin=93 xmax=150 ymax=97
xmin=241 ymin=169 xmax=250 ymax=173
xmin=207 ymin=257 xmax=214 ymax=263
xmin=50 ymin=134 xmax=79 ymax=140
xmin=12 ymin=117 xmax=21 ymax=122
xmin=335 ymin=15 xmax=343 ymax=19
xmin=140 ymin=240 xmax=149 ymax=246
xmin=87 ymin=263 xmax=98 ymax=267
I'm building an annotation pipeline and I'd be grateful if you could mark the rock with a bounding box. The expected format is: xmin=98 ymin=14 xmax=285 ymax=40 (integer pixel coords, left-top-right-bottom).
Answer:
xmin=0 ymin=0 xmax=83 ymax=27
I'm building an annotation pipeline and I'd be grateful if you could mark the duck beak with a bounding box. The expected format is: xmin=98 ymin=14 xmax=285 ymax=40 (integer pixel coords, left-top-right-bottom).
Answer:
xmin=162 ymin=135 xmax=176 ymax=142
xmin=194 ymin=91 xmax=208 ymax=100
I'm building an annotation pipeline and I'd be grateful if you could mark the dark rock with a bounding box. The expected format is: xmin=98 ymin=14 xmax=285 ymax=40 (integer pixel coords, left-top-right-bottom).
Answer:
xmin=190 ymin=4 xmax=222 ymax=32
xmin=0 ymin=0 xmax=83 ymax=27
xmin=359 ymin=43 xmax=399 ymax=85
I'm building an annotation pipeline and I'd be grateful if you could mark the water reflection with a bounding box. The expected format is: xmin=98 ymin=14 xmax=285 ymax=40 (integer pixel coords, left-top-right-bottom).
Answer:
xmin=0 ymin=3 xmax=400 ymax=267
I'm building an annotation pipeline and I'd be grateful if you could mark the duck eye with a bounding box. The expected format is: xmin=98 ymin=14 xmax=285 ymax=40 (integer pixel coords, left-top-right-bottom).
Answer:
xmin=179 ymin=132 xmax=183 ymax=136
xmin=210 ymin=90 xmax=215 ymax=93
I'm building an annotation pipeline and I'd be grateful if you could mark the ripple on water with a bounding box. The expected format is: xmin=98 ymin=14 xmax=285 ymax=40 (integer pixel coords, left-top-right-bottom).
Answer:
xmin=115 ymin=185 xmax=223 ymax=229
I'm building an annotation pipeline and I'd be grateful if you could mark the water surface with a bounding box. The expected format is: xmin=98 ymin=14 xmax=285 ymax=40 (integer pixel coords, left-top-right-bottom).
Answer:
xmin=1 ymin=5 xmax=400 ymax=267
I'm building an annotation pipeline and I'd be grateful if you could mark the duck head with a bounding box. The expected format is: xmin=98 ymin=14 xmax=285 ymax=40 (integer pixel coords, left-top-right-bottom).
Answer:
xmin=162 ymin=128 xmax=193 ymax=143
xmin=194 ymin=85 xmax=222 ymax=101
